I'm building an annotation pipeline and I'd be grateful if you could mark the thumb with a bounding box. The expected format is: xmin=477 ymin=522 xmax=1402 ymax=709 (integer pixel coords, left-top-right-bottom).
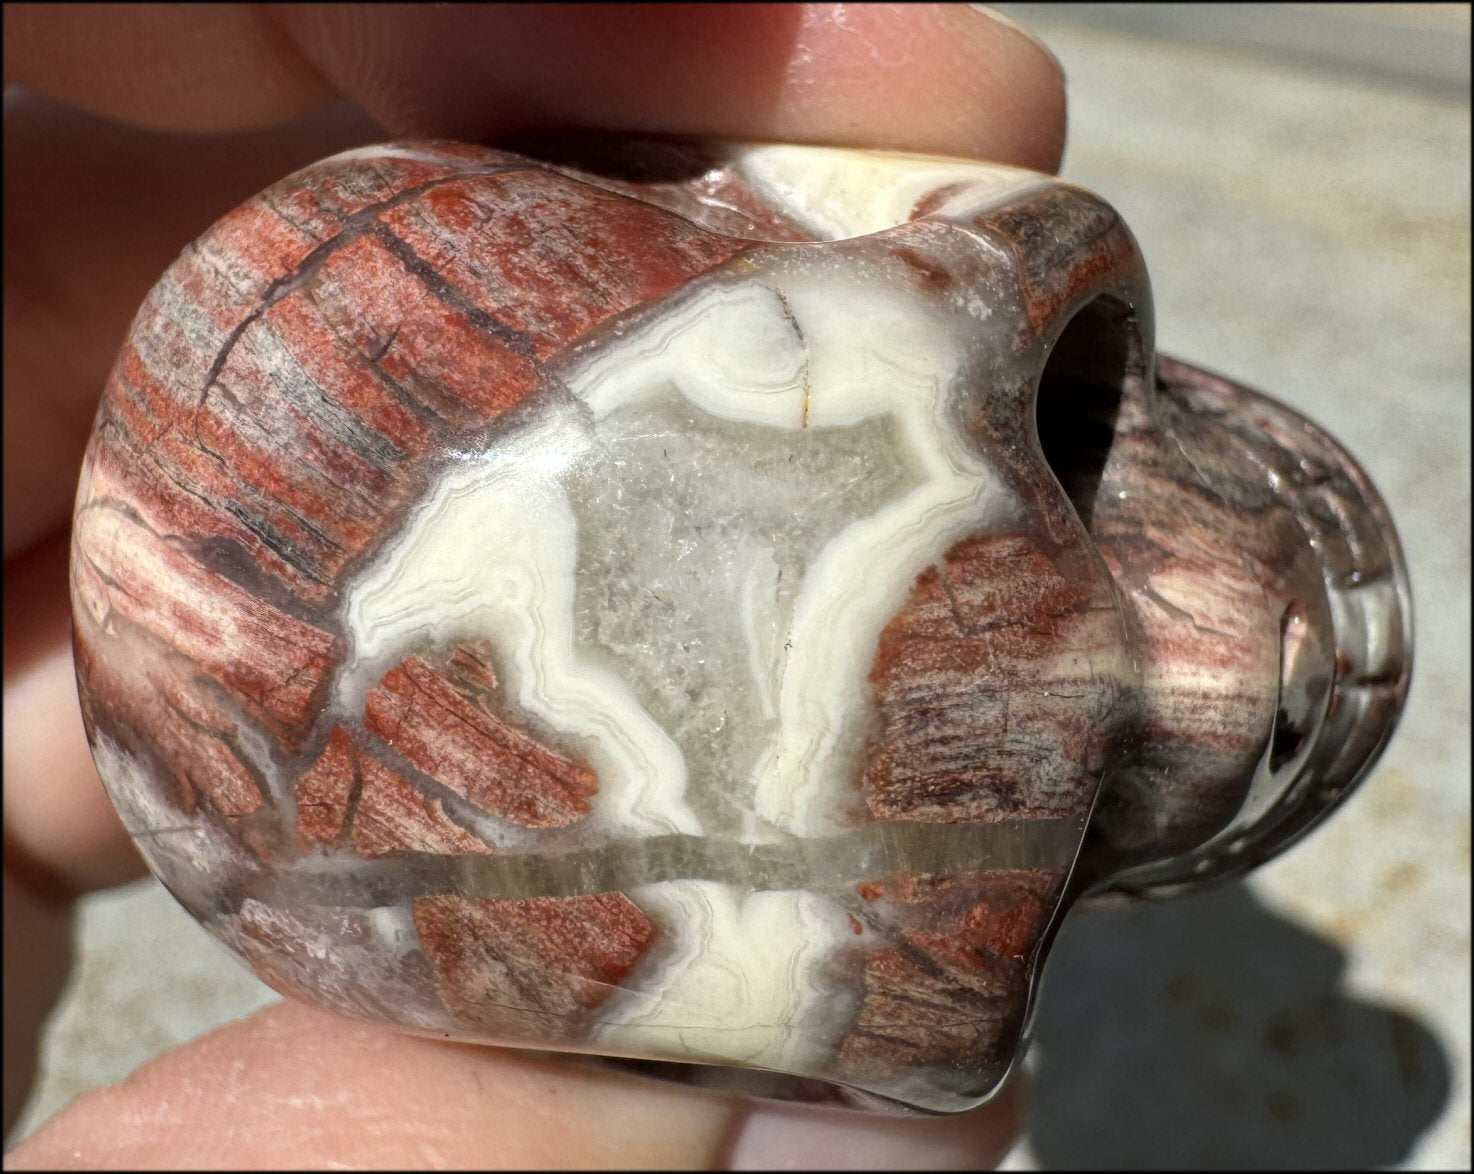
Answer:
xmin=5 ymin=1000 xmax=1023 ymax=1170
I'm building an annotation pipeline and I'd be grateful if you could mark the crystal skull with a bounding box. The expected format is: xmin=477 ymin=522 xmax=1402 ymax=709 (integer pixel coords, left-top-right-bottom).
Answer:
xmin=69 ymin=136 xmax=1410 ymax=1114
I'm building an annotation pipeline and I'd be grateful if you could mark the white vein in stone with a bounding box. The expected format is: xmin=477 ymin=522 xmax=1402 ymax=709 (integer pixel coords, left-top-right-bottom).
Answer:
xmin=724 ymin=143 xmax=1043 ymax=241
xmin=337 ymin=405 xmax=701 ymax=837
xmin=596 ymin=881 xmax=852 ymax=1070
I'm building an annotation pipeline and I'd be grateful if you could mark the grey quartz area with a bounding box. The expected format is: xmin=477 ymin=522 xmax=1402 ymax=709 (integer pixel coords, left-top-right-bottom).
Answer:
xmin=12 ymin=8 xmax=1471 ymax=1170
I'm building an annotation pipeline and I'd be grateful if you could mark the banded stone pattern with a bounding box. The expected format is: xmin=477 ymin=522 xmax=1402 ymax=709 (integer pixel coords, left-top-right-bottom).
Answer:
xmin=71 ymin=136 xmax=1380 ymax=1113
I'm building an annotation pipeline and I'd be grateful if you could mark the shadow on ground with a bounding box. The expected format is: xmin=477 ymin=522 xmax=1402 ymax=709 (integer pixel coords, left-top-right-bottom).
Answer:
xmin=1023 ymin=883 xmax=1450 ymax=1170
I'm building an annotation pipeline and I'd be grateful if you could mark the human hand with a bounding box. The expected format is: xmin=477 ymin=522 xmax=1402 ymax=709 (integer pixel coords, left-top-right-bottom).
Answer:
xmin=2 ymin=4 xmax=1063 ymax=1166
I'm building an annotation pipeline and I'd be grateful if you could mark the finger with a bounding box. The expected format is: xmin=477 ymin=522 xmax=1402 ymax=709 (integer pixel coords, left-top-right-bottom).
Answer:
xmin=6 ymin=1001 xmax=1024 ymax=1170
xmin=3 ymin=533 xmax=147 ymax=896
xmin=2 ymin=95 xmax=383 ymax=560
xmin=276 ymin=2 xmax=1065 ymax=165
xmin=5 ymin=4 xmax=1064 ymax=163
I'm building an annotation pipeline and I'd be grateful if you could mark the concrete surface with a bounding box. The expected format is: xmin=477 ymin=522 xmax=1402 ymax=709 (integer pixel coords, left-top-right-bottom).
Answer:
xmin=9 ymin=6 xmax=1471 ymax=1170
xmin=1007 ymin=3 xmax=1471 ymax=93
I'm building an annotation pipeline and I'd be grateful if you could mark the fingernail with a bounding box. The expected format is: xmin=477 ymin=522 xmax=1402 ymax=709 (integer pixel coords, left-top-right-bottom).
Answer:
xmin=966 ymin=5 xmax=1065 ymax=78
xmin=725 ymin=1101 xmax=1014 ymax=1171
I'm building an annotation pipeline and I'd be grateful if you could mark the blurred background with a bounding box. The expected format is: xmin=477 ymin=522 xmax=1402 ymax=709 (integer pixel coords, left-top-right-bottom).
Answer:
xmin=9 ymin=3 xmax=1471 ymax=1169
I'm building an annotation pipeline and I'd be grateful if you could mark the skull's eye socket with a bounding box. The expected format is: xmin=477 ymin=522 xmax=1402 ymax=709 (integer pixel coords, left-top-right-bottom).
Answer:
xmin=1034 ymin=295 xmax=1141 ymax=530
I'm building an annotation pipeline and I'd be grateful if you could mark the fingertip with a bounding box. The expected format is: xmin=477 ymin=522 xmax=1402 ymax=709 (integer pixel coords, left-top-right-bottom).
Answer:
xmin=276 ymin=3 xmax=1067 ymax=168
xmin=3 ymin=535 xmax=144 ymax=897
xmin=711 ymin=2 xmax=1068 ymax=168
xmin=965 ymin=4 xmax=1066 ymax=86
xmin=725 ymin=1080 xmax=1025 ymax=1171
xmin=905 ymin=3 xmax=1068 ymax=170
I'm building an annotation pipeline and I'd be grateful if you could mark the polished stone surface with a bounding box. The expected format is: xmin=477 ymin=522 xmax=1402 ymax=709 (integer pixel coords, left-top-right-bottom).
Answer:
xmin=65 ymin=132 xmax=1408 ymax=1115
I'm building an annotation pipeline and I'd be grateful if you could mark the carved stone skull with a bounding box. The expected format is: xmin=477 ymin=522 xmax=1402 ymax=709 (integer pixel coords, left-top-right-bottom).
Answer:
xmin=70 ymin=136 xmax=1410 ymax=1112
